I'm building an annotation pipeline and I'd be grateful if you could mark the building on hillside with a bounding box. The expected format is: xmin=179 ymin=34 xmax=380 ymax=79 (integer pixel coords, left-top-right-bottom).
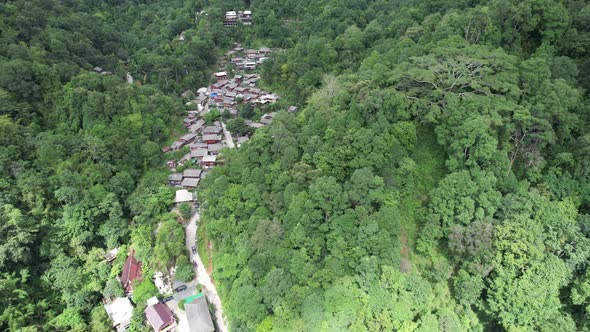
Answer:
xmin=105 ymin=247 xmax=119 ymax=263
xmin=120 ymin=250 xmax=142 ymax=294
xmin=174 ymin=189 xmax=194 ymax=204
xmin=214 ymin=71 xmax=228 ymax=80
xmin=202 ymin=134 xmax=222 ymax=144
xmin=191 ymin=148 xmax=208 ymax=162
xmin=183 ymin=168 xmax=202 ymax=178
xmin=224 ymin=10 xmax=252 ymax=27
xmin=179 ymin=133 xmax=198 ymax=144
xmin=242 ymin=10 xmax=252 ymax=25
xmin=184 ymin=294 xmax=215 ymax=332
xmin=200 ymin=155 xmax=217 ymax=168
xmin=144 ymin=302 xmax=176 ymax=332
xmin=170 ymin=141 xmax=184 ymax=150
xmin=203 ymin=126 xmax=222 ymax=135
xmin=104 ymin=297 xmax=134 ymax=332
xmin=181 ymin=177 xmax=200 ymax=189
xmin=168 ymin=173 xmax=183 ymax=186
xmin=207 ymin=143 xmax=223 ymax=155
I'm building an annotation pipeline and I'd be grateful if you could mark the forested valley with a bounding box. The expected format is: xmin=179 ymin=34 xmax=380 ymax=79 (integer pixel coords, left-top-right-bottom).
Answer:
xmin=1 ymin=0 xmax=590 ymax=331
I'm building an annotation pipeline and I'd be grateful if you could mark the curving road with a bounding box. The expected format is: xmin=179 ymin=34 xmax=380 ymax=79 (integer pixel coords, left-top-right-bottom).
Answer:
xmin=186 ymin=212 xmax=229 ymax=332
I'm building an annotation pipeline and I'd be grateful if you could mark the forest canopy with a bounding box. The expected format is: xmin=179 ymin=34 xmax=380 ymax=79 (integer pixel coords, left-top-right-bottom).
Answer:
xmin=1 ymin=0 xmax=589 ymax=331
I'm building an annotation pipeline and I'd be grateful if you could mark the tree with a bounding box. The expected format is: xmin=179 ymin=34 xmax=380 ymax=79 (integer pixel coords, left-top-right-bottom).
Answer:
xmin=178 ymin=202 xmax=192 ymax=220
xmin=174 ymin=254 xmax=194 ymax=282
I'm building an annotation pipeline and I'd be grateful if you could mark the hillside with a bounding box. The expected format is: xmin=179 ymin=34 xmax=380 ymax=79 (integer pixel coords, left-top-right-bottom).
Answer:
xmin=0 ymin=0 xmax=589 ymax=331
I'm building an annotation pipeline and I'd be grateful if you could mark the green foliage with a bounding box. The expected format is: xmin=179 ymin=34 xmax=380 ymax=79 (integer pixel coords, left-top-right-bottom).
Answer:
xmin=178 ymin=202 xmax=192 ymax=220
xmin=175 ymin=254 xmax=195 ymax=282
xmin=1 ymin=0 xmax=590 ymax=330
xmin=132 ymin=279 xmax=158 ymax=306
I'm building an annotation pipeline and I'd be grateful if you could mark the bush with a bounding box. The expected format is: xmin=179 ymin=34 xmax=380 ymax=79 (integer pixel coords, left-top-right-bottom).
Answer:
xmin=179 ymin=202 xmax=192 ymax=219
xmin=175 ymin=254 xmax=195 ymax=282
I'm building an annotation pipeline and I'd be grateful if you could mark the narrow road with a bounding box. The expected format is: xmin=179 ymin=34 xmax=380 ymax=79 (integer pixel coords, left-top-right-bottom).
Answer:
xmin=186 ymin=212 xmax=229 ymax=332
xmin=221 ymin=122 xmax=235 ymax=148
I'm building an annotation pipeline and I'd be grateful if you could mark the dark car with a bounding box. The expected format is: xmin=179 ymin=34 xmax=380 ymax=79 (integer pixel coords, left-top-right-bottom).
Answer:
xmin=191 ymin=246 xmax=197 ymax=254
xmin=174 ymin=285 xmax=187 ymax=293
xmin=163 ymin=296 xmax=174 ymax=303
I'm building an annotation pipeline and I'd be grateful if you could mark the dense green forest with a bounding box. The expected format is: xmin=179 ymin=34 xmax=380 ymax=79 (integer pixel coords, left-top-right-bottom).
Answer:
xmin=0 ymin=0 xmax=231 ymax=330
xmin=1 ymin=0 xmax=590 ymax=331
xmin=198 ymin=0 xmax=590 ymax=331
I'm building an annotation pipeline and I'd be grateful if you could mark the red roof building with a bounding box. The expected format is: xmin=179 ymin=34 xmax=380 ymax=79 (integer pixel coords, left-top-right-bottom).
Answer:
xmin=120 ymin=250 xmax=142 ymax=294
xmin=145 ymin=303 xmax=176 ymax=332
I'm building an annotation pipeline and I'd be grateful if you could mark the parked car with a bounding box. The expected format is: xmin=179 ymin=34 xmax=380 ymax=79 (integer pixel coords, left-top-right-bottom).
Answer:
xmin=163 ymin=296 xmax=174 ymax=303
xmin=191 ymin=246 xmax=197 ymax=254
xmin=174 ymin=285 xmax=187 ymax=293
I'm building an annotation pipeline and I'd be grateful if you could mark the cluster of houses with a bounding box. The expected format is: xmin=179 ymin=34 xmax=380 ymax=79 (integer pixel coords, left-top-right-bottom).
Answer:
xmin=103 ymin=250 xmax=215 ymax=332
xmin=224 ymin=10 xmax=252 ymax=27
xmin=163 ymin=121 xmax=226 ymax=174
xmin=222 ymin=45 xmax=272 ymax=71
xmin=209 ymin=72 xmax=280 ymax=111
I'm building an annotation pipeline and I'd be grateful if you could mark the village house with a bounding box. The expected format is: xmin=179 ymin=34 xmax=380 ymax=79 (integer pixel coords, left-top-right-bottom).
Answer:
xmin=244 ymin=61 xmax=256 ymax=70
xmin=183 ymin=118 xmax=195 ymax=127
xmin=241 ymin=10 xmax=252 ymax=25
xmin=174 ymin=189 xmax=194 ymax=204
xmin=200 ymin=155 xmax=217 ymax=168
xmin=207 ymin=143 xmax=223 ymax=155
xmin=144 ymin=302 xmax=176 ymax=332
xmin=235 ymin=86 xmax=247 ymax=93
xmin=229 ymin=108 xmax=239 ymax=117
xmin=259 ymin=47 xmax=271 ymax=54
xmin=203 ymin=134 xmax=222 ymax=144
xmin=168 ymin=173 xmax=183 ymax=186
xmin=161 ymin=146 xmax=171 ymax=153
xmin=166 ymin=160 xmax=176 ymax=170
xmin=183 ymin=168 xmax=202 ymax=178
xmin=211 ymin=81 xmax=226 ymax=90
xmin=260 ymin=112 xmax=277 ymax=125
xmin=184 ymin=294 xmax=215 ymax=332
xmin=223 ymin=98 xmax=236 ymax=108
xmin=105 ymin=247 xmax=119 ymax=263
xmin=180 ymin=90 xmax=193 ymax=100
xmin=203 ymin=126 xmax=222 ymax=135
xmin=191 ymin=148 xmax=208 ymax=161
xmin=178 ymin=153 xmax=191 ymax=165
xmin=247 ymin=122 xmax=265 ymax=129
xmin=170 ymin=141 xmax=184 ymax=150
xmin=104 ymin=297 xmax=134 ymax=332
xmin=120 ymin=250 xmax=142 ymax=294
xmin=190 ymin=142 xmax=208 ymax=150
xmin=181 ymin=177 xmax=199 ymax=189
xmin=226 ymin=83 xmax=238 ymax=92
xmin=214 ymin=71 xmax=228 ymax=80
xmin=288 ymin=105 xmax=298 ymax=113
xmin=224 ymin=11 xmax=238 ymax=27
xmin=179 ymin=133 xmax=198 ymax=144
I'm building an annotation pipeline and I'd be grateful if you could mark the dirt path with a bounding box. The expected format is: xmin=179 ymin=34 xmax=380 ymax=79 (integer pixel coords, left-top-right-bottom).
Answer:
xmin=186 ymin=212 xmax=228 ymax=331
xmin=400 ymin=226 xmax=411 ymax=273
xmin=221 ymin=122 xmax=235 ymax=148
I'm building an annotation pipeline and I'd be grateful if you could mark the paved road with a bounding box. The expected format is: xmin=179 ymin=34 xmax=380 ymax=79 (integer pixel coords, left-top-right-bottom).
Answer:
xmin=221 ymin=122 xmax=235 ymax=148
xmin=186 ymin=212 xmax=229 ymax=332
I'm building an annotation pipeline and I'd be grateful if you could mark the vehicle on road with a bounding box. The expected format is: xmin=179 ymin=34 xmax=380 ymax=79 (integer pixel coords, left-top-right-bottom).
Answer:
xmin=163 ymin=296 xmax=174 ymax=303
xmin=191 ymin=246 xmax=197 ymax=254
xmin=174 ymin=285 xmax=187 ymax=293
